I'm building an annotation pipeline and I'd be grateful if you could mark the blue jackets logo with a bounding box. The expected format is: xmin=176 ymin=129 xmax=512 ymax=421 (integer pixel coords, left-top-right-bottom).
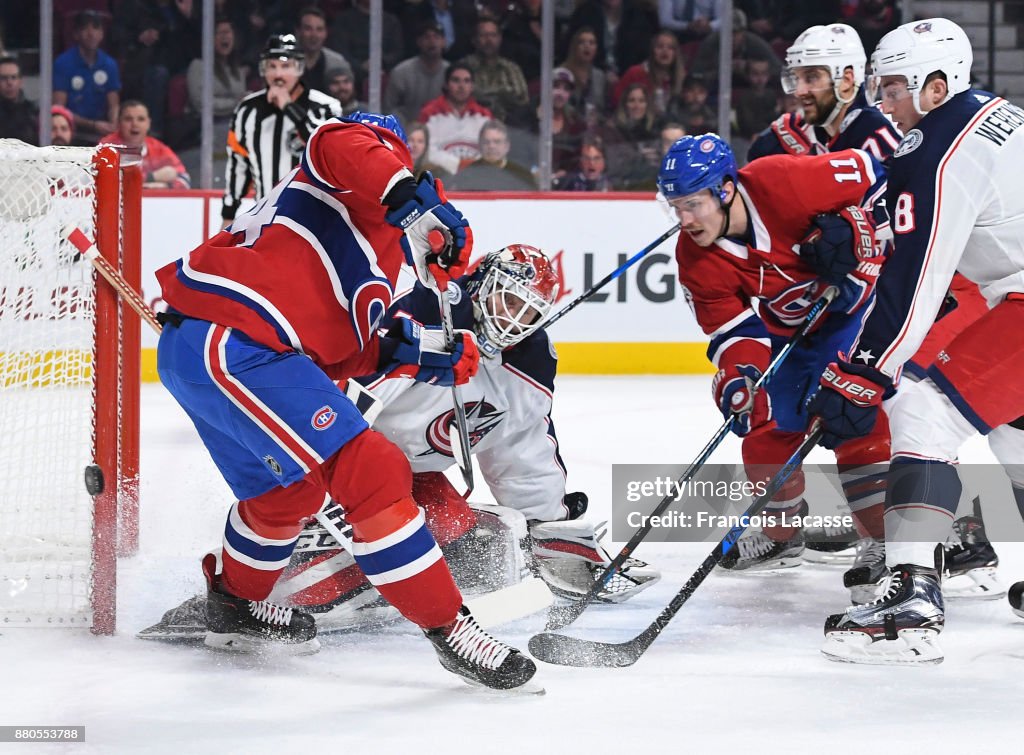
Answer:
xmin=312 ymin=405 xmax=338 ymax=431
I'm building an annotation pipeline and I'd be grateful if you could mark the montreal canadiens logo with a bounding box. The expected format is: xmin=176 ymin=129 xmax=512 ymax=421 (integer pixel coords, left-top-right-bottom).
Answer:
xmin=700 ymin=139 xmax=716 ymax=152
xmin=311 ymin=405 xmax=337 ymax=431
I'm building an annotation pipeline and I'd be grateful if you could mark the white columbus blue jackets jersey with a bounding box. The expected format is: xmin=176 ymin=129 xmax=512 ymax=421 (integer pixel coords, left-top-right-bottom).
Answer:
xmin=851 ymin=90 xmax=1024 ymax=379
xmin=353 ymin=282 xmax=569 ymax=522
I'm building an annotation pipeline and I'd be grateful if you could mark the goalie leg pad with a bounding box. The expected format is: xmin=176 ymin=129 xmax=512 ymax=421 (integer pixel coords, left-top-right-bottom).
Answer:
xmin=529 ymin=519 xmax=660 ymax=603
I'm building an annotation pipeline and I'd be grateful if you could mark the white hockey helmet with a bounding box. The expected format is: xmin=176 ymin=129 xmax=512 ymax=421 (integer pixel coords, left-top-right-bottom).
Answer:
xmin=868 ymin=18 xmax=973 ymax=113
xmin=783 ymin=23 xmax=867 ymax=93
xmin=468 ymin=244 xmax=560 ymax=357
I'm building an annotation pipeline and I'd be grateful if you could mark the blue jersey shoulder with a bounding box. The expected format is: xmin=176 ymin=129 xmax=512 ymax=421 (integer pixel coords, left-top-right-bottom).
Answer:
xmin=501 ymin=330 xmax=557 ymax=393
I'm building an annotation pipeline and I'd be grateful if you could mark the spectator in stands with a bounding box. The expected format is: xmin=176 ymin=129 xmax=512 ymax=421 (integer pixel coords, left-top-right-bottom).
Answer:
xmin=563 ymin=0 xmax=658 ymax=86
xmin=330 ymin=0 xmax=404 ymax=86
xmin=384 ymin=20 xmax=449 ymax=128
xmin=0 ymin=56 xmax=37 ymax=144
xmin=556 ymin=135 xmax=613 ymax=191
xmin=500 ymin=0 xmax=547 ymax=84
xmin=691 ymin=8 xmax=780 ymax=88
xmin=402 ymin=0 xmax=478 ymax=61
xmin=53 ymin=10 xmax=121 ymax=146
xmin=295 ymin=6 xmax=350 ymax=94
xmin=659 ymin=121 xmax=686 ymax=155
xmin=612 ymin=29 xmax=686 ymax=116
xmin=670 ymin=73 xmax=715 ymax=133
xmin=325 ymin=63 xmax=365 ymax=116
xmin=604 ymin=82 xmax=662 ymax=190
xmin=418 ymin=62 xmax=493 ymax=175
xmin=448 ymin=119 xmax=536 ymax=191
xmin=187 ymin=18 xmax=249 ymax=120
xmin=100 ymin=100 xmax=191 ymax=189
xmin=509 ymin=66 xmax=586 ymax=182
xmin=461 ymin=18 xmax=529 ymax=123
xmin=735 ymin=56 xmax=779 ymax=139
xmin=559 ymin=27 xmax=607 ymax=121
xmin=51 ymin=105 xmax=75 ymax=146
xmin=658 ymin=0 xmax=721 ymax=42
xmin=406 ymin=121 xmax=453 ymax=182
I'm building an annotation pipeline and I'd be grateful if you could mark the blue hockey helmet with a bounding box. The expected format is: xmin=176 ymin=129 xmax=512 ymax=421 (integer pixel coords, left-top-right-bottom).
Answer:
xmin=345 ymin=111 xmax=409 ymax=147
xmin=657 ymin=134 xmax=737 ymax=204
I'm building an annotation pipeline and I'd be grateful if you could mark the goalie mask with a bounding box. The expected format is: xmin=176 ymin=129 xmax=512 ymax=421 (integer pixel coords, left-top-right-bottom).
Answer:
xmin=467 ymin=245 xmax=559 ymax=358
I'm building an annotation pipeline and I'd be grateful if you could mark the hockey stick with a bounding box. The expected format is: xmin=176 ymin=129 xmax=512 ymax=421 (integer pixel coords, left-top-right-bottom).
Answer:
xmin=65 ymin=227 xmax=162 ymax=334
xmin=542 ymin=223 xmax=681 ymax=331
xmin=428 ymin=229 xmax=475 ymax=493
xmin=314 ymin=504 xmax=552 ymax=628
xmin=529 ymin=419 xmax=823 ymax=667
xmin=541 ymin=285 xmax=838 ymax=631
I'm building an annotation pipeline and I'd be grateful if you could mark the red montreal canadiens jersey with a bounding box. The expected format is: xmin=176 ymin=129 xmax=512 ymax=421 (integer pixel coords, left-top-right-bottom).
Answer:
xmin=156 ymin=119 xmax=415 ymax=372
xmin=675 ymin=149 xmax=885 ymax=369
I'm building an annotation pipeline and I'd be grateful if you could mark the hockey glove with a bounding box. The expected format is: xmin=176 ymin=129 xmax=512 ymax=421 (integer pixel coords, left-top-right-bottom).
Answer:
xmin=380 ymin=317 xmax=480 ymax=387
xmin=769 ymin=112 xmax=811 ymax=156
xmin=384 ymin=172 xmax=473 ymax=290
xmin=801 ymin=207 xmax=881 ymax=315
xmin=562 ymin=491 xmax=589 ymax=520
xmin=807 ymin=359 xmax=890 ymax=449
xmin=712 ymin=363 xmax=775 ymax=437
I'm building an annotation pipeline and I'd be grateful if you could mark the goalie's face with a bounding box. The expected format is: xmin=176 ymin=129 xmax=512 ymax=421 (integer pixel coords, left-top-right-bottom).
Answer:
xmin=474 ymin=246 xmax=559 ymax=355
xmin=669 ymin=189 xmax=725 ymax=247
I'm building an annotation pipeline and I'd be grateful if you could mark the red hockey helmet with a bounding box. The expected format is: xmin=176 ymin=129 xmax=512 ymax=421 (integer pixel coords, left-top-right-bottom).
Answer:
xmin=470 ymin=244 xmax=559 ymax=356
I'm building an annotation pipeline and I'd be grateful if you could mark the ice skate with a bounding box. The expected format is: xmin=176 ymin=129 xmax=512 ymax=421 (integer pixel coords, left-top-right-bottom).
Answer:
xmin=822 ymin=564 xmax=944 ymax=665
xmin=202 ymin=554 xmax=320 ymax=654
xmin=1010 ymin=582 xmax=1024 ymax=620
xmin=424 ymin=605 xmax=540 ymax=692
xmin=803 ymin=520 xmax=860 ymax=564
xmin=719 ymin=528 xmax=804 ymax=571
xmin=843 ymin=538 xmax=888 ymax=604
xmin=942 ymin=516 xmax=1005 ymax=600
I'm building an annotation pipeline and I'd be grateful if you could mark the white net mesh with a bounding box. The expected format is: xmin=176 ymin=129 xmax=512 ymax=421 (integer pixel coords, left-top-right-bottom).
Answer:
xmin=0 ymin=140 xmax=100 ymax=627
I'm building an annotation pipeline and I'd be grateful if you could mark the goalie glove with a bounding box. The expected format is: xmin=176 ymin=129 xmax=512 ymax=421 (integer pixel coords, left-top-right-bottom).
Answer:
xmin=807 ymin=358 xmax=891 ymax=449
xmin=800 ymin=207 xmax=881 ymax=315
xmin=379 ymin=317 xmax=480 ymax=386
xmin=384 ymin=172 xmax=473 ymax=290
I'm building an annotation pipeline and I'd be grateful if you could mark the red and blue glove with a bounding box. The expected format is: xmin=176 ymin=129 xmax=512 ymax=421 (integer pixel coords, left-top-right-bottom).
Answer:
xmin=800 ymin=206 xmax=881 ymax=314
xmin=712 ymin=363 xmax=775 ymax=437
xmin=807 ymin=359 xmax=890 ymax=449
xmin=384 ymin=172 xmax=473 ymax=290
xmin=380 ymin=318 xmax=480 ymax=387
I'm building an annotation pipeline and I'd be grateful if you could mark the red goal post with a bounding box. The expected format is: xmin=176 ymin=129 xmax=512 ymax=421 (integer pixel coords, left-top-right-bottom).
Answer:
xmin=0 ymin=140 xmax=142 ymax=635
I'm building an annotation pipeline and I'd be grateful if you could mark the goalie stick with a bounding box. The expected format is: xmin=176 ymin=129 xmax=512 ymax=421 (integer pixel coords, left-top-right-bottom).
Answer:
xmin=541 ymin=286 xmax=839 ymax=631
xmin=542 ymin=223 xmax=681 ymax=331
xmin=529 ymin=420 xmax=823 ymax=667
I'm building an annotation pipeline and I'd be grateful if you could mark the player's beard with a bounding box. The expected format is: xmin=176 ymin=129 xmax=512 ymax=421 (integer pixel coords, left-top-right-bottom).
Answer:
xmin=802 ymin=90 xmax=837 ymax=127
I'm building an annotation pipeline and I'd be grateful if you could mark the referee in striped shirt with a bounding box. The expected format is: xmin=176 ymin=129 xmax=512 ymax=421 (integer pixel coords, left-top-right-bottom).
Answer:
xmin=221 ymin=34 xmax=340 ymax=228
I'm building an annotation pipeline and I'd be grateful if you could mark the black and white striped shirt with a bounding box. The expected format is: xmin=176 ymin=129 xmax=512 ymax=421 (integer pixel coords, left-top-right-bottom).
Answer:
xmin=222 ymin=86 xmax=341 ymax=220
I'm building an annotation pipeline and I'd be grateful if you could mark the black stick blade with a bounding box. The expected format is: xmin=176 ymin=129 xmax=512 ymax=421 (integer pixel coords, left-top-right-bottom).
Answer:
xmin=528 ymin=632 xmax=641 ymax=668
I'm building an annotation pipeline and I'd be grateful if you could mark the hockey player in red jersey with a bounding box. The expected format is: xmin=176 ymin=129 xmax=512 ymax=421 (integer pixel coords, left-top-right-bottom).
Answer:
xmin=154 ymin=111 xmax=538 ymax=690
xmin=657 ymin=133 xmax=891 ymax=572
xmin=809 ymin=19 xmax=1024 ymax=664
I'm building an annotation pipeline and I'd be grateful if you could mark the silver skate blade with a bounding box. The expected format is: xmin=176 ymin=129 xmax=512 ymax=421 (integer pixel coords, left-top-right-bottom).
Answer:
xmin=455 ymin=677 xmax=546 ymax=696
xmin=943 ymin=568 xmax=1007 ymax=600
xmin=204 ymin=632 xmax=322 ymax=656
xmin=821 ymin=628 xmax=943 ymax=666
xmin=802 ymin=548 xmax=857 ymax=565
xmin=529 ymin=632 xmax=639 ymax=668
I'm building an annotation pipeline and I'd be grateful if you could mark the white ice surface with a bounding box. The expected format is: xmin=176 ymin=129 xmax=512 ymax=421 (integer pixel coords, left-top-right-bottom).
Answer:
xmin=2 ymin=377 xmax=1023 ymax=754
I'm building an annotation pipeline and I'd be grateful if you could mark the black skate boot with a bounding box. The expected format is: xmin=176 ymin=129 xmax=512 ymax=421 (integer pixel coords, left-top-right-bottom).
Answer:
xmin=202 ymin=553 xmax=319 ymax=654
xmin=803 ymin=519 xmax=860 ymax=565
xmin=1009 ymin=581 xmax=1024 ymax=619
xmin=843 ymin=538 xmax=888 ymax=604
xmin=424 ymin=605 xmax=540 ymax=692
xmin=822 ymin=564 xmax=944 ymax=665
xmin=720 ymin=528 xmax=805 ymax=571
xmin=941 ymin=516 xmax=1005 ymax=599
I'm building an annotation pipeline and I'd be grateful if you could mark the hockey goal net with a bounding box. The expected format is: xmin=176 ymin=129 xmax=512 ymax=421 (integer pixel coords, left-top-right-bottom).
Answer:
xmin=0 ymin=140 xmax=142 ymax=634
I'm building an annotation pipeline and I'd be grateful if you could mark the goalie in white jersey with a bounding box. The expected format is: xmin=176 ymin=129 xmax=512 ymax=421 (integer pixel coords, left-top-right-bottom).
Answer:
xmin=141 ymin=244 xmax=659 ymax=640
xmin=807 ymin=18 xmax=1024 ymax=664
